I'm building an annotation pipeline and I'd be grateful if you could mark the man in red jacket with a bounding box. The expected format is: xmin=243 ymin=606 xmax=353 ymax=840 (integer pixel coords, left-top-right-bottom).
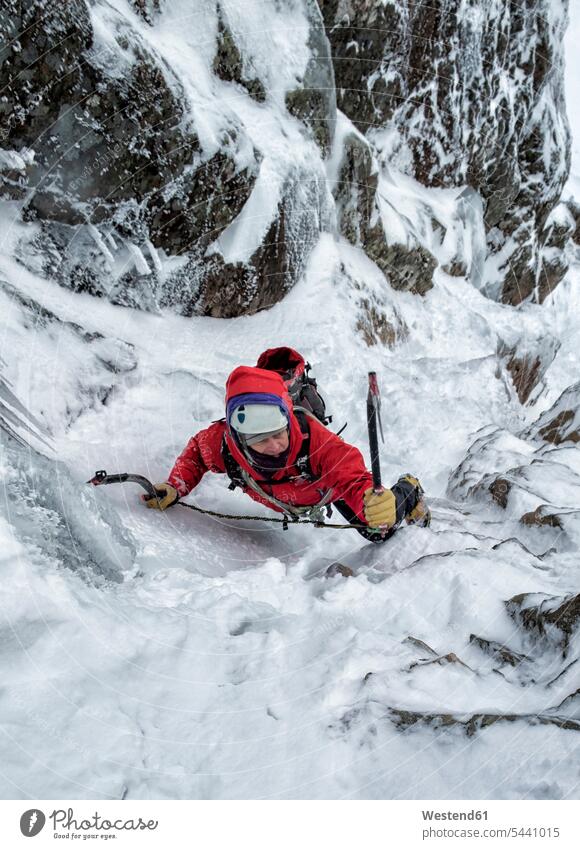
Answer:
xmin=143 ymin=363 xmax=425 ymax=540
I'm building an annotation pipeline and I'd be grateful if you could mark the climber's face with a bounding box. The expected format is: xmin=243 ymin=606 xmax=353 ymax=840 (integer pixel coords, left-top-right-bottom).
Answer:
xmin=250 ymin=428 xmax=290 ymax=456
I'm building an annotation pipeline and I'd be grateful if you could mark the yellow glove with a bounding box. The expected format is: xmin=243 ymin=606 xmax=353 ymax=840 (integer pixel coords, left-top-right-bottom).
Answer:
xmin=143 ymin=482 xmax=179 ymax=510
xmin=363 ymin=487 xmax=396 ymax=528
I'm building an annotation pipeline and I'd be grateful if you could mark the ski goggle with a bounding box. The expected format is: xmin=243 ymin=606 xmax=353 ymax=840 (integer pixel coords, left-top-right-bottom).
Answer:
xmin=243 ymin=426 xmax=289 ymax=447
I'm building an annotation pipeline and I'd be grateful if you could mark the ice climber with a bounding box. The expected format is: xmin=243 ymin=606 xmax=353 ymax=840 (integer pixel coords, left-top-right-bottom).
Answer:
xmin=143 ymin=348 xmax=427 ymax=540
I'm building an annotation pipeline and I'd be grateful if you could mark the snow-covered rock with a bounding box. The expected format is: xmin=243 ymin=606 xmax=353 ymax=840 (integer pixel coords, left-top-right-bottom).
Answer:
xmin=3 ymin=0 xmax=574 ymax=315
xmin=321 ymin=0 xmax=572 ymax=304
xmin=527 ymin=381 xmax=580 ymax=445
xmin=0 ymin=0 xmax=335 ymax=316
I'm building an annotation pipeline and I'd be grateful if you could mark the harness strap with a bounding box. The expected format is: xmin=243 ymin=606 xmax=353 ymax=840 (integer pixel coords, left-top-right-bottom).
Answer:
xmin=240 ymin=468 xmax=334 ymax=522
xmin=292 ymin=408 xmax=315 ymax=481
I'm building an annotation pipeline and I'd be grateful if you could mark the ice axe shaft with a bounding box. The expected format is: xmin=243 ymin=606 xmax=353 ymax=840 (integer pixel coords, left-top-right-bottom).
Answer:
xmin=367 ymin=371 xmax=384 ymax=493
xmin=87 ymin=470 xmax=159 ymax=501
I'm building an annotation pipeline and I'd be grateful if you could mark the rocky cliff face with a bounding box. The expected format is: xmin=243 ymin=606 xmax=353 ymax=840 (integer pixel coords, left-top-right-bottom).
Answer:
xmin=0 ymin=0 xmax=335 ymax=316
xmin=0 ymin=0 xmax=573 ymax=315
xmin=321 ymin=0 xmax=572 ymax=304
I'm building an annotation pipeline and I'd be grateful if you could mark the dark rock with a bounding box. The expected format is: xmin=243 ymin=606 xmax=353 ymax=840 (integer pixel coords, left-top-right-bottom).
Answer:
xmin=0 ymin=1 xmax=94 ymax=149
xmin=130 ymin=0 xmax=162 ymax=26
xmin=0 ymin=1 xmax=327 ymax=318
xmin=497 ymin=334 xmax=560 ymax=404
xmin=213 ymin=4 xmax=266 ymax=102
xmin=527 ymin=383 xmax=580 ymax=445
xmin=0 ymin=0 xmax=229 ymax=304
xmin=320 ymin=0 xmax=404 ymax=134
xmin=147 ymin=147 xmax=258 ymax=255
xmin=566 ymin=199 xmax=580 ymax=245
xmin=402 ymin=636 xmax=439 ymax=656
xmin=540 ymin=411 xmax=579 ymax=445
xmin=488 ymin=478 xmax=512 ymax=509
xmin=506 ymin=592 xmax=580 ymax=655
xmin=543 ymin=203 xmax=575 ymax=251
xmin=355 ymin=297 xmax=409 ymax=348
xmin=408 ymin=652 xmax=474 ymax=672
xmin=366 ymin=239 xmax=436 ymax=296
xmin=388 ymin=707 xmax=580 ymax=735
xmin=537 ymin=250 xmax=569 ymax=305
xmin=286 ymin=88 xmax=330 ymax=153
xmin=285 ymin=0 xmax=336 ymax=155
xmin=325 ymin=563 xmax=354 ymax=578
xmin=334 ymin=132 xmax=377 ymax=246
xmin=520 ymin=507 xmax=563 ymax=529
xmin=469 ymin=634 xmax=529 ymax=667
xmin=332 ymin=130 xmax=436 ymax=294
xmin=160 ymin=169 xmax=324 ymax=317
xmin=1 ymin=3 xmax=197 ymax=229
xmin=502 ymin=349 xmax=542 ymax=405
xmin=321 ymin=0 xmax=571 ymax=304
xmin=442 ymin=258 xmax=469 ymax=277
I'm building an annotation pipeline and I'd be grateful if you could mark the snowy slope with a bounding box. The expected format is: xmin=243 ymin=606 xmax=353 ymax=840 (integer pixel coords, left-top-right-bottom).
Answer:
xmin=2 ymin=218 xmax=580 ymax=798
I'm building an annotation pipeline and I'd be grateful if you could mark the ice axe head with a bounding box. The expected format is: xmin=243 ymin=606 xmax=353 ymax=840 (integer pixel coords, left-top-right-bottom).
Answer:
xmin=367 ymin=371 xmax=384 ymax=444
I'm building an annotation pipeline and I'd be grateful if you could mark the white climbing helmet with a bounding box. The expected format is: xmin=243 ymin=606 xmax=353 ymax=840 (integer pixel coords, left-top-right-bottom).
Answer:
xmin=229 ymin=403 xmax=288 ymax=445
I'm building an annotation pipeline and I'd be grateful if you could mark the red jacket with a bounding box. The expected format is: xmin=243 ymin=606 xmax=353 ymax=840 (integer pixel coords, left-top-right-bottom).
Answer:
xmin=167 ymin=365 xmax=374 ymax=522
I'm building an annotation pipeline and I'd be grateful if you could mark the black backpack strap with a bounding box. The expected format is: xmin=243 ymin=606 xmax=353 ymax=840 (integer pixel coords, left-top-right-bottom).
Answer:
xmin=221 ymin=435 xmax=247 ymax=491
xmin=293 ymin=410 xmax=316 ymax=481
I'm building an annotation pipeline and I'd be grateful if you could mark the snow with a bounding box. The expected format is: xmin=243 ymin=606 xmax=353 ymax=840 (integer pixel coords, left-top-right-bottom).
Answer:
xmin=218 ymin=0 xmax=312 ymax=102
xmin=0 ymin=148 xmax=34 ymax=172
xmin=2 ymin=0 xmax=580 ymax=803
xmin=2 ymin=217 xmax=580 ymax=799
xmin=209 ymin=158 xmax=286 ymax=264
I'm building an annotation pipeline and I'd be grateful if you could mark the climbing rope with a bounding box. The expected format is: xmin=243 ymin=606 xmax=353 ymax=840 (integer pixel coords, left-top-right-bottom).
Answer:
xmin=175 ymin=498 xmax=368 ymax=530
xmin=87 ymin=470 xmax=370 ymax=531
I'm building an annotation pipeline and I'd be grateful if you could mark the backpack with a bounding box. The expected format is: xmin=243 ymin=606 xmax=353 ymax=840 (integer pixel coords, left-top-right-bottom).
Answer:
xmin=256 ymin=347 xmax=331 ymax=426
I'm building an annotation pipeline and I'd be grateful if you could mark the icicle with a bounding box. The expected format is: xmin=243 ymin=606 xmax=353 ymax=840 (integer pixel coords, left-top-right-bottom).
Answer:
xmin=126 ymin=242 xmax=151 ymax=276
xmin=87 ymin=224 xmax=115 ymax=264
xmin=145 ymin=240 xmax=163 ymax=275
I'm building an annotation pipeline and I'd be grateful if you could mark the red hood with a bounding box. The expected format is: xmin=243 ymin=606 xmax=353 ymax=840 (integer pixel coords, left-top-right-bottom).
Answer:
xmin=225 ymin=366 xmax=304 ymax=474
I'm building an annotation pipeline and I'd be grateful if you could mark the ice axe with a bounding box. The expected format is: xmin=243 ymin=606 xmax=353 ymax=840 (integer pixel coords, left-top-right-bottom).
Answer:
xmin=366 ymin=371 xmax=384 ymax=493
xmin=87 ymin=470 xmax=159 ymax=500
xmin=366 ymin=373 xmax=431 ymax=532
xmin=366 ymin=371 xmax=392 ymax=539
